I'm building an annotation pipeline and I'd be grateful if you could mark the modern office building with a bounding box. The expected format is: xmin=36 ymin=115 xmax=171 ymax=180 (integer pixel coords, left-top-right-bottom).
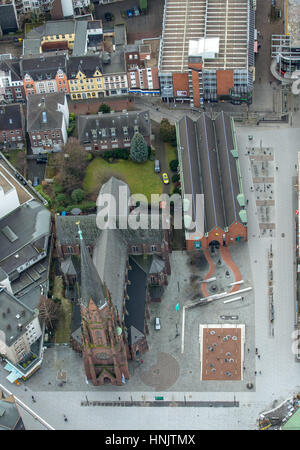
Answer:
xmin=159 ymin=0 xmax=255 ymax=106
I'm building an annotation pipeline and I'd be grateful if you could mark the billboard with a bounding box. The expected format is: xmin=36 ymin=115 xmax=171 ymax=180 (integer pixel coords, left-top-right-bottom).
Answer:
xmin=176 ymin=90 xmax=187 ymax=97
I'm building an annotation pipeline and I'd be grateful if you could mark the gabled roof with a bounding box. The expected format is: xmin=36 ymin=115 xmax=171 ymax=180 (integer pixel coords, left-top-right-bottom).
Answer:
xmin=77 ymin=110 xmax=151 ymax=143
xmin=27 ymin=93 xmax=66 ymax=133
xmin=0 ymin=59 xmax=22 ymax=82
xmin=125 ymin=257 xmax=147 ymax=334
xmin=67 ymin=55 xmax=103 ymax=78
xmin=21 ymin=54 xmax=67 ymax=81
xmin=79 ymin=230 xmax=107 ymax=309
xmin=0 ymin=104 xmax=23 ymax=131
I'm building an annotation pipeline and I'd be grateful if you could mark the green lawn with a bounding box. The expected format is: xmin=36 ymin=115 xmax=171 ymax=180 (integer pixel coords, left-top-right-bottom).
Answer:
xmin=53 ymin=277 xmax=73 ymax=344
xmin=83 ymin=157 xmax=163 ymax=202
xmin=165 ymin=143 xmax=178 ymax=167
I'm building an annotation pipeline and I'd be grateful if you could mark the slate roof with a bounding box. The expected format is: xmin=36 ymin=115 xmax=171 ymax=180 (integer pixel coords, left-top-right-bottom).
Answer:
xmin=0 ymin=4 xmax=18 ymax=34
xmin=56 ymin=214 xmax=101 ymax=245
xmin=79 ymin=234 xmax=107 ymax=309
xmin=67 ymin=55 xmax=103 ymax=78
xmin=60 ymin=256 xmax=77 ymax=276
xmin=96 ymin=176 xmax=130 ymax=224
xmin=0 ymin=267 xmax=7 ymax=282
xmin=124 ymin=257 xmax=147 ymax=335
xmin=0 ymin=104 xmax=23 ymax=131
xmin=214 ymin=111 xmax=242 ymax=227
xmin=21 ymin=54 xmax=67 ymax=81
xmin=72 ymin=21 xmax=88 ymax=57
xmin=131 ymin=254 xmax=165 ymax=274
xmin=27 ymin=93 xmax=66 ymax=133
xmin=77 ymin=110 xmax=151 ymax=144
xmin=92 ymin=229 xmax=127 ymax=317
xmin=23 ymin=39 xmax=41 ymax=56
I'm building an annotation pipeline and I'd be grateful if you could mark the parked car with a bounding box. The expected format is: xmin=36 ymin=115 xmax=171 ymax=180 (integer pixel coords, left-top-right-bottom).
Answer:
xmin=36 ymin=157 xmax=47 ymax=163
xmin=127 ymin=9 xmax=134 ymax=17
xmin=33 ymin=176 xmax=39 ymax=187
xmin=162 ymin=172 xmax=169 ymax=184
xmin=155 ymin=317 xmax=161 ymax=330
xmin=154 ymin=160 xmax=160 ymax=173
xmin=105 ymin=12 xmax=113 ymax=21
xmin=133 ymin=6 xmax=140 ymax=16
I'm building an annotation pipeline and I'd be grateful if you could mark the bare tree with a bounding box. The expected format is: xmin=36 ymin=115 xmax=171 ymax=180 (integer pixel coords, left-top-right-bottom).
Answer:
xmin=37 ymin=295 xmax=60 ymax=329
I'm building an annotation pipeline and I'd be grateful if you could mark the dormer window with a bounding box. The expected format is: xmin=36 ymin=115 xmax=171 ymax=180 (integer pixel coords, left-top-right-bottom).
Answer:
xmin=102 ymin=128 xmax=106 ymax=137
xmin=123 ymin=126 xmax=128 ymax=136
xmin=110 ymin=127 xmax=116 ymax=137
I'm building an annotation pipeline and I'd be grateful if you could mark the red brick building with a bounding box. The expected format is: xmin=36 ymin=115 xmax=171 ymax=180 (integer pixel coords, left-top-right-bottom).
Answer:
xmin=56 ymin=178 xmax=171 ymax=383
xmin=0 ymin=104 xmax=24 ymax=149
xmin=77 ymin=110 xmax=151 ymax=153
xmin=177 ymin=112 xmax=247 ymax=251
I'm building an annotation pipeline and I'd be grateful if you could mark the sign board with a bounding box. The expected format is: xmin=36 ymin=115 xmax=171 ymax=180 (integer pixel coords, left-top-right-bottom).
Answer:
xmin=176 ymin=90 xmax=187 ymax=97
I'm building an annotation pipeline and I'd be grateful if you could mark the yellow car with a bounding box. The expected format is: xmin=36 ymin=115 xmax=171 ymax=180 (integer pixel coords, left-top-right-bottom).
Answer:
xmin=162 ymin=173 xmax=169 ymax=184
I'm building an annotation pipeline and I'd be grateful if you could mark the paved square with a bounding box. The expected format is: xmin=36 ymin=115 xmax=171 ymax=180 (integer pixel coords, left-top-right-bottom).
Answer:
xmin=200 ymin=324 xmax=245 ymax=381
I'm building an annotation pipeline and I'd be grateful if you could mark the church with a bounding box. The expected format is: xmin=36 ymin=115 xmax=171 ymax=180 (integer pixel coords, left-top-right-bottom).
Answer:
xmin=55 ymin=177 xmax=171 ymax=386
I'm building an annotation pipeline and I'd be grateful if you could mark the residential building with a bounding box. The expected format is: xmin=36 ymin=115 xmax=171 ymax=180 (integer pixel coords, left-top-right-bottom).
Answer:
xmin=0 ymin=391 xmax=25 ymax=430
xmin=0 ymin=159 xmax=52 ymax=381
xmin=0 ymin=288 xmax=42 ymax=370
xmin=0 ymin=1 xmax=19 ymax=34
xmin=271 ymin=2 xmax=300 ymax=94
xmin=21 ymin=53 xmax=69 ymax=97
xmin=77 ymin=110 xmax=151 ymax=152
xmin=27 ymin=92 xmax=69 ymax=154
xmin=0 ymin=58 xmax=25 ymax=104
xmin=67 ymin=55 xmax=105 ymax=100
xmin=24 ymin=18 xmax=103 ymax=57
xmin=126 ymin=39 xmax=160 ymax=95
xmin=158 ymin=0 xmax=255 ymax=105
xmin=102 ymin=51 xmax=128 ymax=96
xmin=0 ymin=104 xmax=24 ymax=150
xmin=15 ymin=0 xmax=53 ymax=15
xmin=176 ymin=112 xmax=247 ymax=250
xmin=50 ymin=0 xmax=74 ymax=18
xmin=55 ymin=177 xmax=171 ymax=385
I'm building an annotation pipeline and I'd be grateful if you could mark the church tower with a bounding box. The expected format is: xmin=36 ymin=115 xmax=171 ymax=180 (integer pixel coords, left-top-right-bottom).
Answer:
xmin=77 ymin=223 xmax=130 ymax=386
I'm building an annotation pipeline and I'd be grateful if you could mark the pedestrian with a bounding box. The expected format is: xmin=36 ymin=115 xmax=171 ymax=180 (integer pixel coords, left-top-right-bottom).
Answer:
xmin=118 ymin=397 xmax=121 ymax=401
xmin=255 ymin=348 xmax=258 ymax=354
xmin=255 ymin=371 xmax=257 ymax=375
xmin=259 ymin=371 xmax=262 ymax=375
xmin=247 ymin=348 xmax=250 ymax=353
xmin=258 ymin=355 xmax=261 ymax=359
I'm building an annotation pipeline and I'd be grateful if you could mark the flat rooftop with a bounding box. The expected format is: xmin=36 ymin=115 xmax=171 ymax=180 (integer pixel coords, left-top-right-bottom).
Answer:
xmin=0 ymin=164 xmax=32 ymax=206
xmin=200 ymin=324 xmax=245 ymax=381
xmin=159 ymin=0 xmax=250 ymax=74
xmin=287 ymin=0 xmax=300 ymax=45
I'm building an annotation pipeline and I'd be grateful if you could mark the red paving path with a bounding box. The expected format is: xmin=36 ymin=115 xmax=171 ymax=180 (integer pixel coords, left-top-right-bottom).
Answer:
xmin=201 ymin=246 xmax=242 ymax=298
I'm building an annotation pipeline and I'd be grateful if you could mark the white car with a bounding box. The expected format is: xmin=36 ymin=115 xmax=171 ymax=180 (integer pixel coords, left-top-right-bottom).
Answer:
xmin=155 ymin=317 xmax=161 ymax=330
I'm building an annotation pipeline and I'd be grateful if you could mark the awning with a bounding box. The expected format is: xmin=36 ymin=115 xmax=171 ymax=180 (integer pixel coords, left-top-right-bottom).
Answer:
xmin=4 ymin=362 xmax=23 ymax=383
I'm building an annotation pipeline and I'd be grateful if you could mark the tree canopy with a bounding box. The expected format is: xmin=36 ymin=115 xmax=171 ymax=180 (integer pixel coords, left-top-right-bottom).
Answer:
xmin=130 ymin=132 xmax=148 ymax=163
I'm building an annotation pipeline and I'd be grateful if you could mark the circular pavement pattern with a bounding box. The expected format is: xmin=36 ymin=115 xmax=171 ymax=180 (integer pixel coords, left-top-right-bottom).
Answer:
xmin=139 ymin=352 xmax=180 ymax=390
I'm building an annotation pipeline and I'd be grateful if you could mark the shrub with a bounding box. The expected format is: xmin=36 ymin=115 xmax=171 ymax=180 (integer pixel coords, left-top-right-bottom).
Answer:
xmin=71 ymin=188 xmax=85 ymax=204
xmin=169 ymin=159 xmax=179 ymax=172
xmin=172 ymin=173 xmax=180 ymax=183
xmin=173 ymin=186 xmax=181 ymax=194
xmin=98 ymin=103 xmax=111 ymax=114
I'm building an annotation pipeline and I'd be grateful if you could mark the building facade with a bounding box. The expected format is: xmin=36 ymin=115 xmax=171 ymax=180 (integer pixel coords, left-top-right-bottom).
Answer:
xmin=21 ymin=54 xmax=69 ymax=97
xmin=27 ymin=92 xmax=69 ymax=153
xmin=0 ymin=58 xmax=25 ymax=104
xmin=67 ymin=55 xmax=104 ymax=100
xmin=77 ymin=110 xmax=151 ymax=152
xmin=158 ymin=0 xmax=255 ymax=105
xmin=0 ymin=104 xmax=24 ymax=150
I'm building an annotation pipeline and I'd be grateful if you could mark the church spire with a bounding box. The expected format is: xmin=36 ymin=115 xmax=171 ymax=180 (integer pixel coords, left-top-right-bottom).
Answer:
xmin=77 ymin=222 xmax=107 ymax=309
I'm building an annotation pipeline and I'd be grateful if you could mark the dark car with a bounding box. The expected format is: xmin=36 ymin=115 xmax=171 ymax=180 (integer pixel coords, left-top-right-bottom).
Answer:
xmin=36 ymin=157 xmax=47 ymax=163
xmin=127 ymin=9 xmax=134 ymax=17
xmin=105 ymin=12 xmax=112 ymax=21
